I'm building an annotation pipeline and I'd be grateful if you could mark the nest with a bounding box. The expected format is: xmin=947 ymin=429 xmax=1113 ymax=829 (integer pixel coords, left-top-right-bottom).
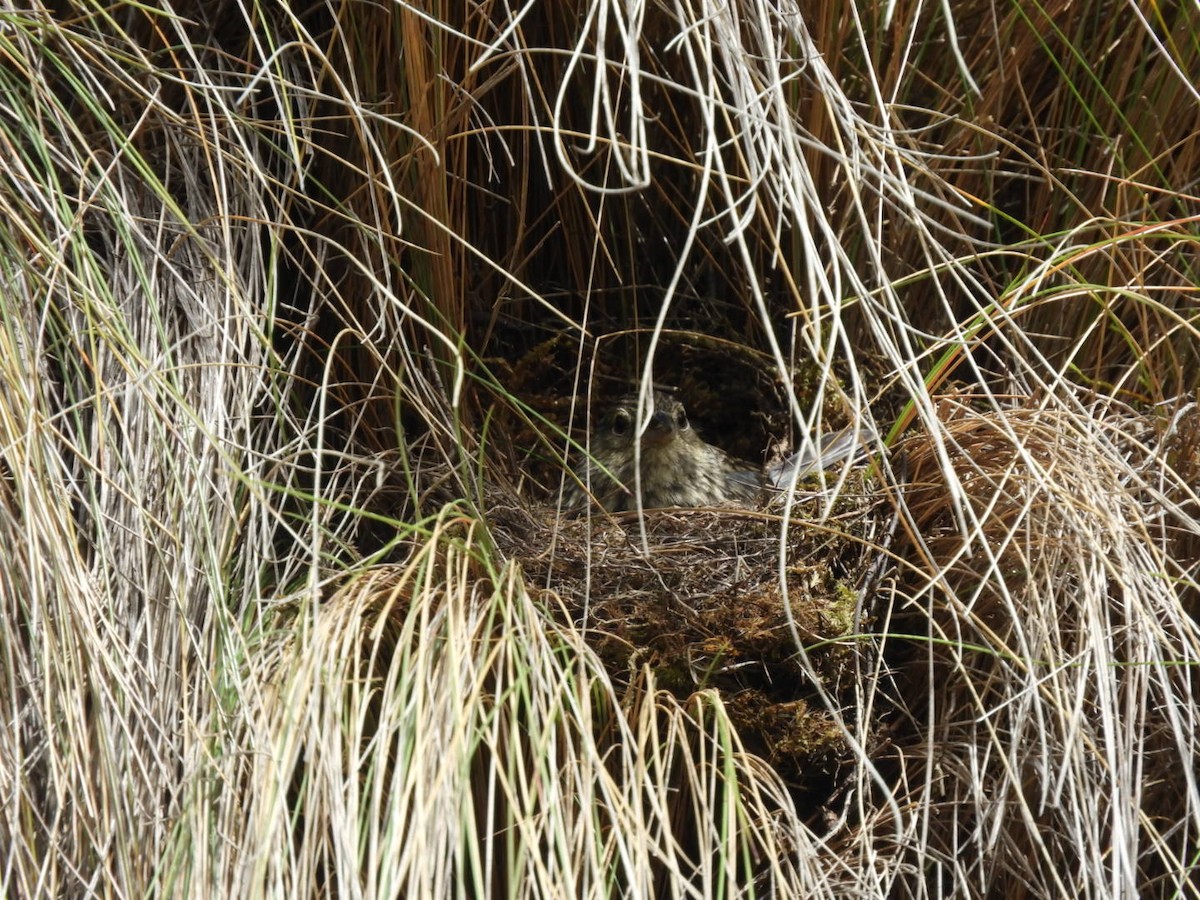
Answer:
xmin=488 ymin=475 xmax=894 ymax=796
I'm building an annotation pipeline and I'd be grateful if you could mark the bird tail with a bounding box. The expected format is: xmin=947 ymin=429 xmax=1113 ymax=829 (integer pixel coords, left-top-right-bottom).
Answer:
xmin=767 ymin=422 xmax=878 ymax=488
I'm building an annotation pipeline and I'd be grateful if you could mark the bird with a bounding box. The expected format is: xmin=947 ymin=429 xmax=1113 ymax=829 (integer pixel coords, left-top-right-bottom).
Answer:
xmin=563 ymin=391 xmax=763 ymax=512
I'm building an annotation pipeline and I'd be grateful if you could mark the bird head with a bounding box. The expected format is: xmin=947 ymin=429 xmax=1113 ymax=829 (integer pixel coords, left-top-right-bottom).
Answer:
xmin=598 ymin=391 xmax=692 ymax=452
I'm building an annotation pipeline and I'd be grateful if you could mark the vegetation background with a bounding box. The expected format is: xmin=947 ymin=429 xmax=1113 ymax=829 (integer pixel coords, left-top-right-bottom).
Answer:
xmin=1 ymin=0 xmax=1198 ymax=896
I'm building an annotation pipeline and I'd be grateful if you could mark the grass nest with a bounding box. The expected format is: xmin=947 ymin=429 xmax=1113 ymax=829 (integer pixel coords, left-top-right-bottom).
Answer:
xmin=487 ymin=471 xmax=895 ymax=803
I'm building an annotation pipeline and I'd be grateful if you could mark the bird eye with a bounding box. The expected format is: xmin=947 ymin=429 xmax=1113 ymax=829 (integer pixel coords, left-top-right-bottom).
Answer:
xmin=675 ymin=409 xmax=689 ymax=430
xmin=610 ymin=409 xmax=632 ymax=436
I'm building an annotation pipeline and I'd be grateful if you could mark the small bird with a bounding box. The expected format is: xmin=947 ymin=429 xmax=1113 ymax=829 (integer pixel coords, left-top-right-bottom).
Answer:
xmin=564 ymin=391 xmax=763 ymax=512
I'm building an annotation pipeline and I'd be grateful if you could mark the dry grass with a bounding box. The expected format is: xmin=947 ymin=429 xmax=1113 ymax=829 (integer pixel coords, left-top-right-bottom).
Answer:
xmin=222 ymin=516 xmax=842 ymax=896
xmin=2 ymin=0 xmax=1199 ymax=897
xmin=894 ymin=395 xmax=1200 ymax=894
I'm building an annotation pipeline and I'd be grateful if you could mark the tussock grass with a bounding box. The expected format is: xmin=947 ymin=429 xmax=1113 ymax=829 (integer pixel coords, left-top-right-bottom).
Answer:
xmin=898 ymin=396 xmax=1200 ymax=895
xmin=1 ymin=1 xmax=1199 ymax=898
xmin=226 ymin=518 xmax=840 ymax=896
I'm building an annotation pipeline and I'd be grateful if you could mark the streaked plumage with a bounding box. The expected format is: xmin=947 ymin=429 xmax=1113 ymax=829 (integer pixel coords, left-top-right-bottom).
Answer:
xmin=565 ymin=392 xmax=762 ymax=512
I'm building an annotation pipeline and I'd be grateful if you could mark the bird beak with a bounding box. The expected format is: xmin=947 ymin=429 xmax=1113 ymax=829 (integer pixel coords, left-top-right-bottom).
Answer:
xmin=641 ymin=409 xmax=675 ymax=446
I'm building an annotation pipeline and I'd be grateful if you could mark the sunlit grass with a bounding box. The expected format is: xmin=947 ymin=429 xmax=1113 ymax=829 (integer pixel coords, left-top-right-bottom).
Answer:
xmin=2 ymin=1 xmax=1199 ymax=897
